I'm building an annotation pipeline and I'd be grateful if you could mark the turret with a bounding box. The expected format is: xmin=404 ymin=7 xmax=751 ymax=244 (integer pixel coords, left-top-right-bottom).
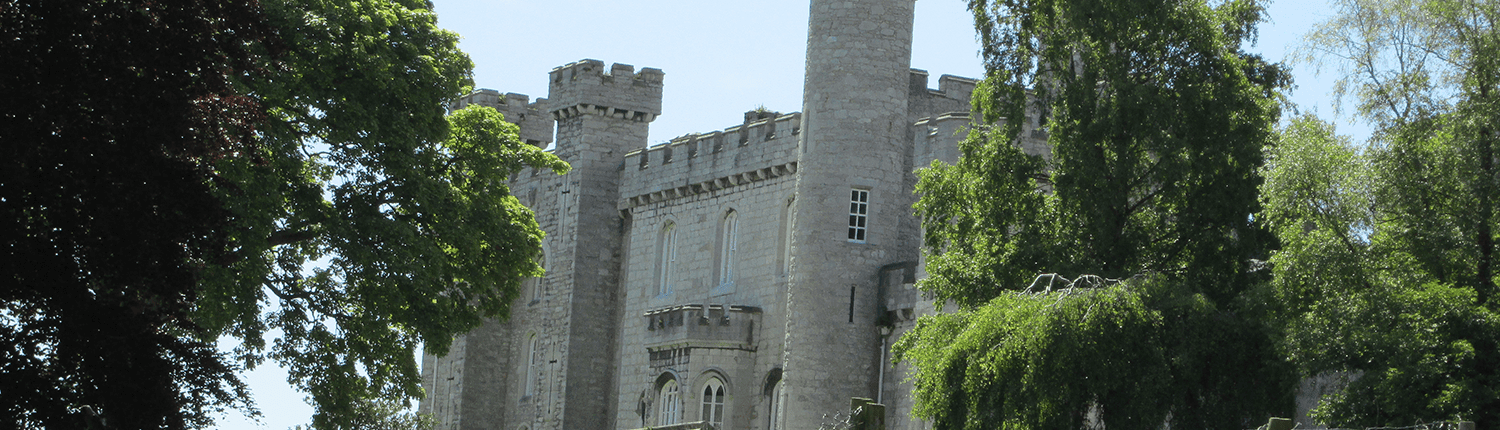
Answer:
xmin=547 ymin=59 xmax=663 ymax=156
xmin=783 ymin=0 xmax=918 ymax=427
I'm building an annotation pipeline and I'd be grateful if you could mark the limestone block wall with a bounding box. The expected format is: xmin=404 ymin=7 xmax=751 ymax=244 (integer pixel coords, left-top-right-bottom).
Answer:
xmin=420 ymin=162 xmax=574 ymax=430
xmin=612 ymin=171 xmax=797 ymax=430
xmin=784 ymin=0 xmax=920 ymax=427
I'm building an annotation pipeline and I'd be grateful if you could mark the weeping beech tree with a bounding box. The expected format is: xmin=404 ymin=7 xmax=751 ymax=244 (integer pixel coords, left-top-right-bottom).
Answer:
xmin=893 ymin=0 xmax=1295 ymax=428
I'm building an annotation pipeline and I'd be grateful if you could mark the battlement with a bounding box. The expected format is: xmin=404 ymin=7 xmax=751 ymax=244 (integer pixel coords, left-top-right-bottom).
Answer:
xmin=548 ymin=59 xmax=664 ymax=122
xmin=618 ymin=111 xmax=802 ymax=209
xmin=452 ymin=89 xmax=554 ymax=148
xmin=908 ymin=69 xmax=979 ymax=122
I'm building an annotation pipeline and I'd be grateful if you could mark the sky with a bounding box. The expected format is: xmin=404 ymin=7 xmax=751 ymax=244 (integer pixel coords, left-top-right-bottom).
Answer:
xmin=219 ymin=0 xmax=1369 ymax=428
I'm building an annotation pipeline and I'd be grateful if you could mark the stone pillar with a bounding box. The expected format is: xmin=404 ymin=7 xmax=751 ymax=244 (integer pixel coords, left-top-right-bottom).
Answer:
xmin=783 ymin=0 xmax=916 ymax=427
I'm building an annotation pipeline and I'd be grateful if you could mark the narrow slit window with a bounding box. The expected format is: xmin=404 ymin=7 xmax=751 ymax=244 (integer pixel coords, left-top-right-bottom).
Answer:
xmin=658 ymin=222 xmax=678 ymax=296
xmin=719 ymin=211 xmax=739 ymax=286
xmin=848 ymin=189 xmax=868 ymax=242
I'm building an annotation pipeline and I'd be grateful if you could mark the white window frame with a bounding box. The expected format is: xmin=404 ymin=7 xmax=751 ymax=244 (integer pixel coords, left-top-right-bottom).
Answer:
xmin=848 ymin=189 xmax=869 ymax=242
xmin=659 ymin=379 xmax=681 ymax=426
xmin=718 ymin=211 xmax=738 ymax=287
xmin=525 ymin=334 xmax=540 ymax=396
xmin=701 ymin=377 xmax=726 ymax=427
xmin=529 ymin=248 xmax=547 ymax=302
xmin=658 ymin=222 xmax=677 ymax=296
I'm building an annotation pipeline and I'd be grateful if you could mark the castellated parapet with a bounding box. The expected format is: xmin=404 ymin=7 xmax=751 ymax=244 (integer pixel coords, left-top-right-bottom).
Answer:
xmin=452 ymin=89 xmax=555 ymax=148
xmin=618 ymin=112 xmax=802 ymax=210
xmin=907 ymin=69 xmax=978 ymax=122
xmin=548 ymin=59 xmax=664 ymax=124
xmin=422 ymin=2 xmax=1036 ymax=429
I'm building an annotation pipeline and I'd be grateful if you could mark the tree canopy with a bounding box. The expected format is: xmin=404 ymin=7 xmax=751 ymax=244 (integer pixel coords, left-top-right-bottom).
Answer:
xmin=2 ymin=0 xmax=566 ymax=428
xmin=1 ymin=0 xmax=275 ymax=428
xmin=894 ymin=0 xmax=1294 ymax=428
xmin=1260 ymin=0 xmax=1500 ymax=424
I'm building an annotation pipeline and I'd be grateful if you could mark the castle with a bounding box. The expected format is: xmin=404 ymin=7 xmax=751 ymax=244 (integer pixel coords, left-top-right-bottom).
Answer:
xmin=418 ymin=1 xmax=1048 ymax=428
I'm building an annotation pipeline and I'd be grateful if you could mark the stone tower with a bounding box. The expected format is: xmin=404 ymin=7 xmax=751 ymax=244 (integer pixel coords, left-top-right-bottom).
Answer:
xmin=545 ymin=59 xmax=663 ymax=430
xmin=421 ymin=60 xmax=662 ymax=430
xmin=783 ymin=0 xmax=918 ymax=426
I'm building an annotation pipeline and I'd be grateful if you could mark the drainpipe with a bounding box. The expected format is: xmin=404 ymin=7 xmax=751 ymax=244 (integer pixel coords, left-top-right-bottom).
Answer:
xmin=877 ymin=325 xmax=894 ymax=404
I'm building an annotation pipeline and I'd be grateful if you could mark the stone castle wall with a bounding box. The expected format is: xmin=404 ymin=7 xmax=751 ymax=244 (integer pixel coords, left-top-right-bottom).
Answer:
xmin=417 ymin=1 xmax=1049 ymax=429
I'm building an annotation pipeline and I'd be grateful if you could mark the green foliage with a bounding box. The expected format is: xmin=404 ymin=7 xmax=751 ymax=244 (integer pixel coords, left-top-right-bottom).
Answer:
xmin=902 ymin=0 xmax=1295 ymax=427
xmin=1263 ymin=114 xmax=1500 ymax=425
xmin=1 ymin=0 xmax=274 ymax=427
xmin=3 ymin=0 xmax=562 ymax=427
xmin=195 ymin=0 xmax=568 ymax=427
xmin=1264 ymin=0 xmax=1500 ymax=424
xmin=896 ymin=275 xmax=1292 ymax=430
xmin=291 ymin=398 xmax=436 ymax=430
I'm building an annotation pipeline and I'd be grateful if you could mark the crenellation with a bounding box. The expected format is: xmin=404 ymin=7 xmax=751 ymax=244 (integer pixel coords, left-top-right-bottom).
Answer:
xmin=424 ymin=2 xmax=995 ymax=430
xmin=936 ymin=74 xmax=977 ymax=98
xmin=453 ymin=88 xmax=555 ymax=148
xmin=548 ymin=59 xmax=664 ymax=127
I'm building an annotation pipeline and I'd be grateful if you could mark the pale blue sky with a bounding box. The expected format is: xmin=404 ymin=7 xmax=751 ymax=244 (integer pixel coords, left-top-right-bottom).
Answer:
xmin=218 ymin=1 xmax=1367 ymax=428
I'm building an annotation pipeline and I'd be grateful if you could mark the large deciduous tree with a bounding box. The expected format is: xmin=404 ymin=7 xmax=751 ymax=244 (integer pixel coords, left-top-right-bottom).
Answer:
xmin=2 ymin=0 xmax=566 ymax=428
xmin=1262 ymin=0 xmax=1500 ymax=425
xmin=893 ymin=0 xmax=1294 ymax=428
xmin=203 ymin=0 xmax=567 ymax=427
xmin=1 ymin=0 xmax=274 ymax=428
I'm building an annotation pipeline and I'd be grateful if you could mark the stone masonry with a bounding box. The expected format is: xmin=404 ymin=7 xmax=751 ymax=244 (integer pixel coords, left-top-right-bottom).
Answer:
xmin=418 ymin=1 xmax=1048 ymax=429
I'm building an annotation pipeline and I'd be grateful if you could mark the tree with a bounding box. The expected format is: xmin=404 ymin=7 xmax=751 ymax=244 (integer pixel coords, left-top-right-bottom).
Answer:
xmin=893 ymin=0 xmax=1294 ymax=428
xmin=1261 ymin=0 xmax=1500 ymax=424
xmin=199 ymin=0 xmax=567 ymax=427
xmin=1 ymin=0 xmax=275 ymax=428
xmin=2 ymin=0 xmax=566 ymax=427
xmin=1261 ymin=115 xmax=1499 ymax=426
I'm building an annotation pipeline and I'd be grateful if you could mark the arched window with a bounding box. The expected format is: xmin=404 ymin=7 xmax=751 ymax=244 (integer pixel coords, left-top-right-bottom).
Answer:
xmin=658 ymin=379 xmax=681 ymax=425
xmin=528 ymin=249 xmax=547 ymax=302
xmin=701 ymin=377 xmax=726 ymax=427
xmin=525 ymin=334 xmax=540 ymax=396
xmin=718 ymin=211 xmax=739 ymax=286
xmin=658 ymin=222 xmax=677 ymax=296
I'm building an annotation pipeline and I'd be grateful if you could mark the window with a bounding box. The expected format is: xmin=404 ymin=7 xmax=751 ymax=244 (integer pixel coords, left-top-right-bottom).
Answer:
xmin=525 ymin=334 xmax=540 ymax=396
xmin=528 ymin=249 xmax=547 ymax=302
xmin=719 ymin=211 xmax=739 ymax=286
xmin=658 ymin=222 xmax=678 ymax=296
xmin=701 ymin=378 xmax=726 ymax=427
xmin=848 ymin=189 xmax=869 ymax=242
xmin=659 ymin=379 xmax=681 ymax=425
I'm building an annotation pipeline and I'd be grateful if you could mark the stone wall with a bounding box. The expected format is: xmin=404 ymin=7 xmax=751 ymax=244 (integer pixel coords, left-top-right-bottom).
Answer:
xmin=612 ymin=169 xmax=797 ymax=429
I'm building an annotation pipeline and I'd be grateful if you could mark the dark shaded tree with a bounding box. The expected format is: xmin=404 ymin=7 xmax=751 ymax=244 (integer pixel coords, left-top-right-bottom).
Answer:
xmin=2 ymin=0 xmax=566 ymax=428
xmin=0 ymin=0 xmax=276 ymax=428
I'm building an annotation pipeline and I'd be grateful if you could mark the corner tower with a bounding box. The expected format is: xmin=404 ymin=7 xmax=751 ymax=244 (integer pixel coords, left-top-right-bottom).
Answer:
xmin=784 ymin=0 xmax=917 ymax=425
xmin=544 ymin=59 xmax=662 ymax=430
